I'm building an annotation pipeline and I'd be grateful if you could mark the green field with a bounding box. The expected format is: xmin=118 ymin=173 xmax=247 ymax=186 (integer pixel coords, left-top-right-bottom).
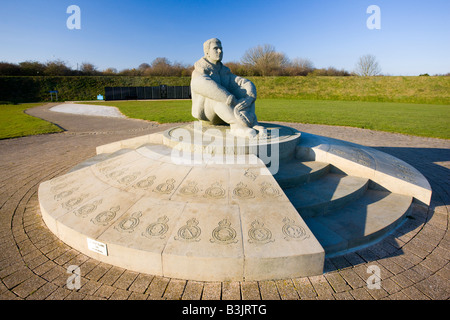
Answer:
xmin=1 ymin=96 xmax=448 ymax=140
xmin=251 ymin=76 xmax=450 ymax=104
xmin=0 ymin=103 xmax=63 ymax=139
xmin=1 ymin=75 xmax=448 ymax=139
xmin=83 ymin=99 xmax=450 ymax=139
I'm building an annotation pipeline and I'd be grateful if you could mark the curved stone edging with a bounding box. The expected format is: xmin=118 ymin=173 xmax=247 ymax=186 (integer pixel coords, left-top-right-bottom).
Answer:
xmin=296 ymin=132 xmax=432 ymax=205
xmin=37 ymin=122 xmax=433 ymax=282
xmin=38 ymin=138 xmax=325 ymax=281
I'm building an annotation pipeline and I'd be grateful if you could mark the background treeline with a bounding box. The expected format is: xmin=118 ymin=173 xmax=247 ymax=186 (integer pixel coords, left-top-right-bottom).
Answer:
xmin=0 ymin=76 xmax=190 ymax=103
xmin=1 ymin=44 xmax=449 ymax=104
xmin=0 ymin=57 xmax=347 ymax=77
xmin=1 ymin=75 xmax=449 ymax=105
xmin=1 ymin=44 xmax=449 ymax=77
xmin=0 ymin=44 xmax=359 ymax=77
xmin=0 ymin=58 xmax=193 ymax=77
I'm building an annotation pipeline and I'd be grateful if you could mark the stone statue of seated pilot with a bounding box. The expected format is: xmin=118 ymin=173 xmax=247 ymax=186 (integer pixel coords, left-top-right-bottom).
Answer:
xmin=191 ymin=38 xmax=263 ymax=137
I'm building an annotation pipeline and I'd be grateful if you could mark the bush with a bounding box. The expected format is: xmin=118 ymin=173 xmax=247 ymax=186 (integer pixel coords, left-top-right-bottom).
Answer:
xmin=309 ymin=67 xmax=351 ymax=76
xmin=0 ymin=76 xmax=191 ymax=103
xmin=1 ymin=75 xmax=448 ymax=105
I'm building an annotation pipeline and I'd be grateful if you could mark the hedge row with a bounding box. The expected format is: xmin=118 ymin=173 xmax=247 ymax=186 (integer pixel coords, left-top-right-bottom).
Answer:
xmin=0 ymin=76 xmax=191 ymax=103
xmin=0 ymin=75 xmax=449 ymax=104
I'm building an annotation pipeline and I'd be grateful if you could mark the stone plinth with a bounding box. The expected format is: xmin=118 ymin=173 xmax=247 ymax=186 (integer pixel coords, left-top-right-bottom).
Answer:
xmin=39 ymin=123 xmax=323 ymax=281
xmin=163 ymin=122 xmax=301 ymax=161
xmin=38 ymin=122 xmax=432 ymax=281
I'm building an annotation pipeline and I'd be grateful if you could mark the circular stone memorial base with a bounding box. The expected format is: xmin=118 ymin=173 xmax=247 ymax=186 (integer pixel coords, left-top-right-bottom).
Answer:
xmin=38 ymin=122 xmax=431 ymax=281
xmin=163 ymin=121 xmax=301 ymax=161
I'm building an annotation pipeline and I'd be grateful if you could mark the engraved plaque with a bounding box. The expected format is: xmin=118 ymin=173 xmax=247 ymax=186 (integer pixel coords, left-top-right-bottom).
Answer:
xmin=175 ymin=218 xmax=201 ymax=242
xmin=91 ymin=206 xmax=120 ymax=226
xmin=133 ymin=175 xmax=156 ymax=189
xmin=115 ymin=211 xmax=142 ymax=233
xmin=210 ymin=219 xmax=238 ymax=244
xmin=282 ymin=217 xmax=309 ymax=241
xmin=87 ymin=238 xmax=108 ymax=256
xmin=248 ymin=220 xmax=274 ymax=244
xmin=143 ymin=216 xmax=169 ymax=239
xmin=260 ymin=182 xmax=281 ymax=197
xmin=74 ymin=199 xmax=102 ymax=218
xmin=204 ymin=181 xmax=226 ymax=199
xmin=179 ymin=181 xmax=200 ymax=196
xmin=233 ymin=182 xmax=254 ymax=199
xmin=154 ymin=179 xmax=176 ymax=194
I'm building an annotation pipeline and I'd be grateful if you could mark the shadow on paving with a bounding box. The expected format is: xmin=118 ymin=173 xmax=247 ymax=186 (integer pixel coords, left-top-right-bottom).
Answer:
xmin=375 ymin=146 xmax=450 ymax=206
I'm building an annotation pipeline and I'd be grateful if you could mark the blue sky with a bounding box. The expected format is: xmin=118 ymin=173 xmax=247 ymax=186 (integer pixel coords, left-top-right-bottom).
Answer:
xmin=1 ymin=0 xmax=449 ymax=75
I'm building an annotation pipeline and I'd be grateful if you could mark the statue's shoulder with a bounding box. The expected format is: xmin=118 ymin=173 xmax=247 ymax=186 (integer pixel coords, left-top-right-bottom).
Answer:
xmin=194 ymin=58 xmax=213 ymax=75
xmin=194 ymin=58 xmax=230 ymax=76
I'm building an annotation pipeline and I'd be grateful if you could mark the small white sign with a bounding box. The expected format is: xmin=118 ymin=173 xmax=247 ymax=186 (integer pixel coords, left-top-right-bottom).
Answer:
xmin=87 ymin=238 xmax=108 ymax=256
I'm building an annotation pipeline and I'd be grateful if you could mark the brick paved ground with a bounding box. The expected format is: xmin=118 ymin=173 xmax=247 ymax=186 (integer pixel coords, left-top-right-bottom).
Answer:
xmin=0 ymin=103 xmax=448 ymax=300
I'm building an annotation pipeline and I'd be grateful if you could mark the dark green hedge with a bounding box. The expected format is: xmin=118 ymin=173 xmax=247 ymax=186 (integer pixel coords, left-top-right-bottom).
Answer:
xmin=1 ymin=75 xmax=448 ymax=104
xmin=0 ymin=76 xmax=191 ymax=103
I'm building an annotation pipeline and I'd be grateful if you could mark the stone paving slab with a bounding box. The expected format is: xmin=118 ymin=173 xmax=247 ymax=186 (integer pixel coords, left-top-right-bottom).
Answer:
xmin=0 ymin=103 xmax=449 ymax=300
xmin=50 ymin=103 xmax=126 ymax=118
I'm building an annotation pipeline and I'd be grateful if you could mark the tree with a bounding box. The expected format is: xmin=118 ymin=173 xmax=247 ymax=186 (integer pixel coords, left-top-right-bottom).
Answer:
xmin=44 ymin=60 xmax=72 ymax=76
xmin=225 ymin=61 xmax=250 ymax=76
xmin=118 ymin=68 xmax=140 ymax=76
xmin=355 ymin=54 xmax=381 ymax=76
xmin=286 ymin=58 xmax=314 ymax=76
xmin=19 ymin=61 xmax=46 ymax=75
xmin=311 ymin=67 xmax=351 ymax=76
xmin=80 ymin=62 xmax=98 ymax=75
xmin=241 ymin=44 xmax=289 ymax=76
xmin=150 ymin=57 xmax=173 ymax=76
xmin=103 ymin=67 xmax=118 ymax=75
xmin=138 ymin=63 xmax=151 ymax=75
xmin=0 ymin=62 xmax=20 ymax=75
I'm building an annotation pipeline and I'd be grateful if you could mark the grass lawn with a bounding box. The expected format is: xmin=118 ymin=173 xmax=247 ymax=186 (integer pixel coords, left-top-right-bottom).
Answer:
xmin=0 ymin=103 xmax=63 ymax=139
xmin=84 ymin=99 xmax=450 ymax=139
xmin=251 ymin=76 xmax=450 ymax=105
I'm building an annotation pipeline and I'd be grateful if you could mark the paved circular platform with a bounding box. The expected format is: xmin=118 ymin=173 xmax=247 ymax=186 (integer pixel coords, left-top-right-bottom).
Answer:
xmin=0 ymin=103 xmax=448 ymax=300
